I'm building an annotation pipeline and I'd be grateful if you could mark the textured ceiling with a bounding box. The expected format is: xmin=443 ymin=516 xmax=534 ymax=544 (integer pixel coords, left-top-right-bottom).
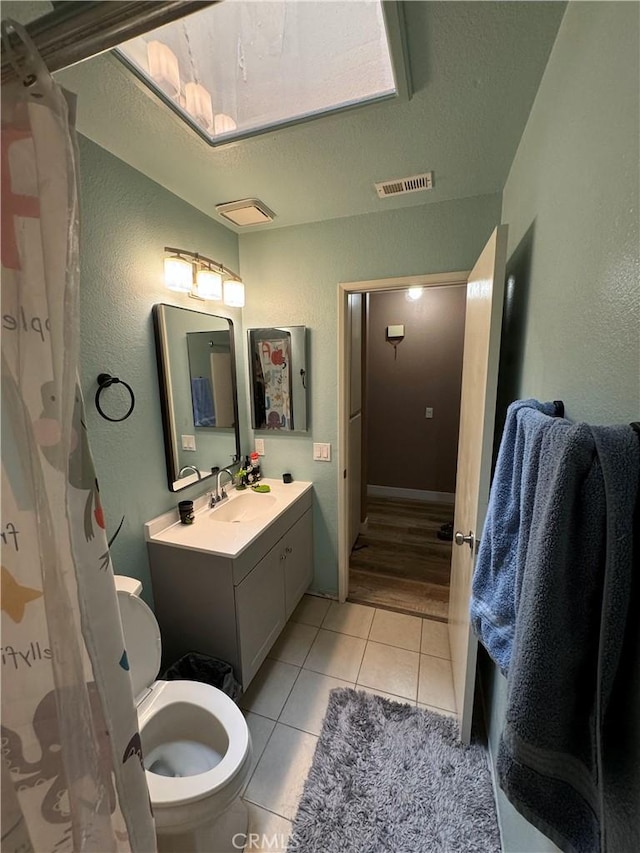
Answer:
xmin=5 ymin=2 xmax=565 ymax=233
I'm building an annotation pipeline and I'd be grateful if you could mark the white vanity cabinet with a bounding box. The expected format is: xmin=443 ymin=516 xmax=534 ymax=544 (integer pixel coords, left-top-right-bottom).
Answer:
xmin=146 ymin=484 xmax=313 ymax=692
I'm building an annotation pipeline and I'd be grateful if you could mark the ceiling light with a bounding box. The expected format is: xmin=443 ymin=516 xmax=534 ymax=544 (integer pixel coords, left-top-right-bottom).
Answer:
xmin=147 ymin=41 xmax=180 ymax=99
xmin=215 ymin=199 xmax=276 ymax=227
xmin=407 ymin=287 xmax=423 ymax=301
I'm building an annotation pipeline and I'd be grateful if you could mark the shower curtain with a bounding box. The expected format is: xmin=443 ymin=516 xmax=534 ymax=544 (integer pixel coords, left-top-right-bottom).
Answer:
xmin=1 ymin=23 xmax=156 ymax=853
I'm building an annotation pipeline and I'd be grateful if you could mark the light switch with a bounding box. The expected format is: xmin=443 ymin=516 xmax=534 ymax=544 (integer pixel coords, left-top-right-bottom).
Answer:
xmin=181 ymin=434 xmax=196 ymax=451
xmin=425 ymin=407 xmax=433 ymax=419
xmin=255 ymin=438 xmax=265 ymax=456
xmin=313 ymin=442 xmax=331 ymax=462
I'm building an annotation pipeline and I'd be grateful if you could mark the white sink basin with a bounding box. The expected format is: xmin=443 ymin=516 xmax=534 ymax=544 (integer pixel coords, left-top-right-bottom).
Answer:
xmin=144 ymin=478 xmax=313 ymax=559
xmin=210 ymin=492 xmax=277 ymax=523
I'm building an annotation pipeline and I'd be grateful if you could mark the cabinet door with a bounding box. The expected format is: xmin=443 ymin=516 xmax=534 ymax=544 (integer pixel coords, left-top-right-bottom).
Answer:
xmin=283 ymin=509 xmax=313 ymax=619
xmin=236 ymin=544 xmax=286 ymax=688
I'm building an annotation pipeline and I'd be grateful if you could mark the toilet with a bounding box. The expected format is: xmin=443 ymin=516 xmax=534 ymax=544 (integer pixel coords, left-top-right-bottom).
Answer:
xmin=114 ymin=575 xmax=252 ymax=852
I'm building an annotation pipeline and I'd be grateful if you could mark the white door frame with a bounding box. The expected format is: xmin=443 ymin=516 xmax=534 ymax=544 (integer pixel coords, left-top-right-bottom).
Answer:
xmin=337 ymin=270 xmax=470 ymax=603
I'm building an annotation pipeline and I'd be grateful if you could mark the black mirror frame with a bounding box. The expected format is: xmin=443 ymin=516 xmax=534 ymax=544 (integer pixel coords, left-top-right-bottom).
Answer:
xmin=153 ymin=303 xmax=241 ymax=492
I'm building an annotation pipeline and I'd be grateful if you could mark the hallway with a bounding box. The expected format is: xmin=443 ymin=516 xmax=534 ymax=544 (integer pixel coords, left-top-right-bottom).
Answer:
xmin=348 ymin=496 xmax=453 ymax=621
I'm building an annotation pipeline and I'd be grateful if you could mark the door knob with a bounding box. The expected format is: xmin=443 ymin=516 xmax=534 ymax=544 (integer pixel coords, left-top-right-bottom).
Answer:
xmin=454 ymin=531 xmax=475 ymax=551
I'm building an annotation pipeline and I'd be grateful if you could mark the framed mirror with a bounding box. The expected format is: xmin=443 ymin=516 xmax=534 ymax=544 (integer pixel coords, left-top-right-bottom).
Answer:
xmin=248 ymin=326 xmax=308 ymax=431
xmin=153 ymin=303 xmax=241 ymax=491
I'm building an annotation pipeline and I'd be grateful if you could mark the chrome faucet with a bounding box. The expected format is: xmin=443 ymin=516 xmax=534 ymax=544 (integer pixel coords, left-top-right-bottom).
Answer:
xmin=178 ymin=465 xmax=201 ymax=480
xmin=211 ymin=467 xmax=235 ymax=506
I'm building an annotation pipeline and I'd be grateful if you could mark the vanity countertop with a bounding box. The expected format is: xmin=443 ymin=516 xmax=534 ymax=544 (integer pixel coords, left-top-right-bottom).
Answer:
xmin=144 ymin=478 xmax=313 ymax=559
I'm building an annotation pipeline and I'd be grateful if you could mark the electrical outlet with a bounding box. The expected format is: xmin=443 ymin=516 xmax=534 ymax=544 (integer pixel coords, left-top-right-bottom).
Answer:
xmin=255 ymin=438 xmax=265 ymax=456
xmin=425 ymin=407 xmax=433 ymax=419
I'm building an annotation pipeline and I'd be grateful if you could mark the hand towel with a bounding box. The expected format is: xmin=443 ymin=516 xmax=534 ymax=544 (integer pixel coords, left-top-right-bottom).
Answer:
xmin=191 ymin=376 xmax=215 ymax=427
xmin=470 ymin=398 xmax=557 ymax=675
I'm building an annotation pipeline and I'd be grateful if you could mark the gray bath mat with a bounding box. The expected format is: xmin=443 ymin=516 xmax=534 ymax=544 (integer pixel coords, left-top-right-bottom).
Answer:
xmin=287 ymin=688 xmax=500 ymax=852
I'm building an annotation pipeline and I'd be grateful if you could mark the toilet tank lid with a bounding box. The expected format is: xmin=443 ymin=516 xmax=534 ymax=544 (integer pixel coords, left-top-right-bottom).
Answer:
xmin=114 ymin=575 xmax=143 ymax=597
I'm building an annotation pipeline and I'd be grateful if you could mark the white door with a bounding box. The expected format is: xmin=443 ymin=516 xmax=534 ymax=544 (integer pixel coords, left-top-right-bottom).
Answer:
xmin=347 ymin=293 xmax=363 ymax=551
xmin=448 ymin=225 xmax=508 ymax=743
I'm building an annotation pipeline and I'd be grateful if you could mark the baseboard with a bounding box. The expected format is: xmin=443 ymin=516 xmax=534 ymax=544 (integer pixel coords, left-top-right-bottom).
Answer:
xmin=359 ymin=518 xmax=369 ymax=535
xmin=367 ymin=485 xmax=455 ymax=504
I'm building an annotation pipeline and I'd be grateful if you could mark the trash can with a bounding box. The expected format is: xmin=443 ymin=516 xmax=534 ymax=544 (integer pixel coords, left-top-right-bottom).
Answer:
xmin=162 ymin=652 xmax=241 ymax=701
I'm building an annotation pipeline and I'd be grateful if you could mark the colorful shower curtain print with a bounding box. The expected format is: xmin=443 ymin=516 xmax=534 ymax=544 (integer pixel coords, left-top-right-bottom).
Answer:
xmin=1 ymin=23 xmax=156 ymax=853
xmin=259 ymin=338 xmax=292 ymax=429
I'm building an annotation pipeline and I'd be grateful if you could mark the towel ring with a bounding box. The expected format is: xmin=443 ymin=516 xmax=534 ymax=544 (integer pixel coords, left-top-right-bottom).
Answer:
xmin=95 ymin=373 xmax=135 ymax=422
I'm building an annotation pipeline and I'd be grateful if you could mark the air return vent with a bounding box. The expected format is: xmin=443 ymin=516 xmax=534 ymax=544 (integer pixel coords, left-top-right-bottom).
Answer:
xmin=374 ymin=172 xmax=434 ymax=199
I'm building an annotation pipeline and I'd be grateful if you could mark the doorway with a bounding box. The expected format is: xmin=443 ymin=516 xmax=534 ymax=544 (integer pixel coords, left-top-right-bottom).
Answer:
xmin=337 ymin=271 xmax=470 ymax=608
xmin=337 ymin=226 xmax=508 ymax=741
xmin=346 ymin=283 xmax=467 ymax=620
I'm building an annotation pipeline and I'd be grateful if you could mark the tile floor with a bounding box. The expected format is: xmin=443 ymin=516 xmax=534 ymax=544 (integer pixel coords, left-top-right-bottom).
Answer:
xmin=238 ymin=596 xmax=456 ymax=851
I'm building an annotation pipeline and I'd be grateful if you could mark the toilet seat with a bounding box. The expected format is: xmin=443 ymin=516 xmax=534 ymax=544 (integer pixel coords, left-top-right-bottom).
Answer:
xmin=139 ymin=680 xmax=250 ymax=808
xmin=115 ymin=582 xmax=251 ymax=808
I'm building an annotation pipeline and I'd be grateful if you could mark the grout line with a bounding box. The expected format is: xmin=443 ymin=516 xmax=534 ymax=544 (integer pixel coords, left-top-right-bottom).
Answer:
xmin=364 ymin=636 xmax=423 ymax=655
xmin=365 ymin=609 xmax=376 ymax=640
xmin=295 ymin=637 xmax=317 ymax=672
xmin=354 ymin=638 xmax=368 ymax=685
xmin=275 ymin=665 xmax=304 ymax=724
xmin=241 ymin=799 xmax=293 ymax=829
xmin=242 ymin=716 xmax=278 ymax=794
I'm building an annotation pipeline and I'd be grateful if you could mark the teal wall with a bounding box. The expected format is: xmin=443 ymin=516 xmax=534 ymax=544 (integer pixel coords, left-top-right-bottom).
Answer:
xmin=484 ymin=3 xmax=639 ymax=850
xmin=239 ymin=195 xmax=502 ymax=595
xmin=77 ymin=136 xmax=245 ymax=603
xmin=77 ymin=132 xmax=500 ymax=603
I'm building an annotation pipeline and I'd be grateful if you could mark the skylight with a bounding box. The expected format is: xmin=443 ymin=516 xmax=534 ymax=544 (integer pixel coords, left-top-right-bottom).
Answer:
xmin=115 ymin=1 xmax=398 ymax=145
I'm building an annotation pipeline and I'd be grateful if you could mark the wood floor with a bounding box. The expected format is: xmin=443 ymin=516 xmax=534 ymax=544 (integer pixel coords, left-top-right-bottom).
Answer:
xmin=348 ymin=496 xmax=454 ymax=621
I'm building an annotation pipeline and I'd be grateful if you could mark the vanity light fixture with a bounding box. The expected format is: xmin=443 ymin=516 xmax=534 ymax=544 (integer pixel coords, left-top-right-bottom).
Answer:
xmin=147 ymin=41 xmax=181 ymax=99
xmin=195 ymin=265 xmax=223 ymax=301
xmin=164 ymin=247 xmax=244 ymax=307
xmin=222 ymin=279 xmax=245 ymax=308
xmin=164 ymin=253 xmax=193 ymax=292
xmin=185 ymin=81 xmax=214 ymax=133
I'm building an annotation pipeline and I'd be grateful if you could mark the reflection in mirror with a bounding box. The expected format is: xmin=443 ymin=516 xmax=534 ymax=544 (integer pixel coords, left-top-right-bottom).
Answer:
xmin=153 ymin=304 xmax=240 ymax=491
xmin=248 ymin=326 xmax=308 ymax=431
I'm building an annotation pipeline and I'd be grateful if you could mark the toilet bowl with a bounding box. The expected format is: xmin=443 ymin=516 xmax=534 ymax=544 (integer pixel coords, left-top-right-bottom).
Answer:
xmin=114 ymin=575 xmax=252 ymax=852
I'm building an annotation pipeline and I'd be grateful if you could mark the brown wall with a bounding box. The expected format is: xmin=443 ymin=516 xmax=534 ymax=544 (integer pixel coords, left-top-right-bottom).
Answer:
xmin=366 ymin=286 xmax=466 ymax=493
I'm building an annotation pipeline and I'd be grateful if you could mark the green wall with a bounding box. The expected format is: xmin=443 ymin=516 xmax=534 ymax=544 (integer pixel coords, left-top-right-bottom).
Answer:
xmin=485 ymin=2 xmax=639 ymax=850
xmin=77 ymin=136 xmax=245 ymax=603
xmin=239 ymin=194 xmax=502 ymax=595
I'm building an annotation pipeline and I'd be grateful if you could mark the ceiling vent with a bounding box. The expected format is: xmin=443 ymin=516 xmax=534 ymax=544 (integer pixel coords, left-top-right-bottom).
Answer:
xmin=374 ymin=172 xmax=434 ymax=199
xmin=215 ymin=198 xmax=276 ymax=226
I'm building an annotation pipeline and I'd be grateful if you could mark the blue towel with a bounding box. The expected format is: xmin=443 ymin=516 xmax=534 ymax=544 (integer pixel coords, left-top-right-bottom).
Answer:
xmin=191 ymin=377 xmax=215 ymax=427
xmin=497 ymin=421 xmax=639 ymax=853
xmin=470 ymin=399 xmax=558 ymax=675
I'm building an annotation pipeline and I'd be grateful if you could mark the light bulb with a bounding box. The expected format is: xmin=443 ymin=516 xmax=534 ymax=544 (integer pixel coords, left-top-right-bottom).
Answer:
xmin=223 ymin=280 xmax=245 ymax=308
xmin=164 ymin=256 xmax=192 ymax=292
xmin=196 ymin=268 xmax=222 ymax=300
